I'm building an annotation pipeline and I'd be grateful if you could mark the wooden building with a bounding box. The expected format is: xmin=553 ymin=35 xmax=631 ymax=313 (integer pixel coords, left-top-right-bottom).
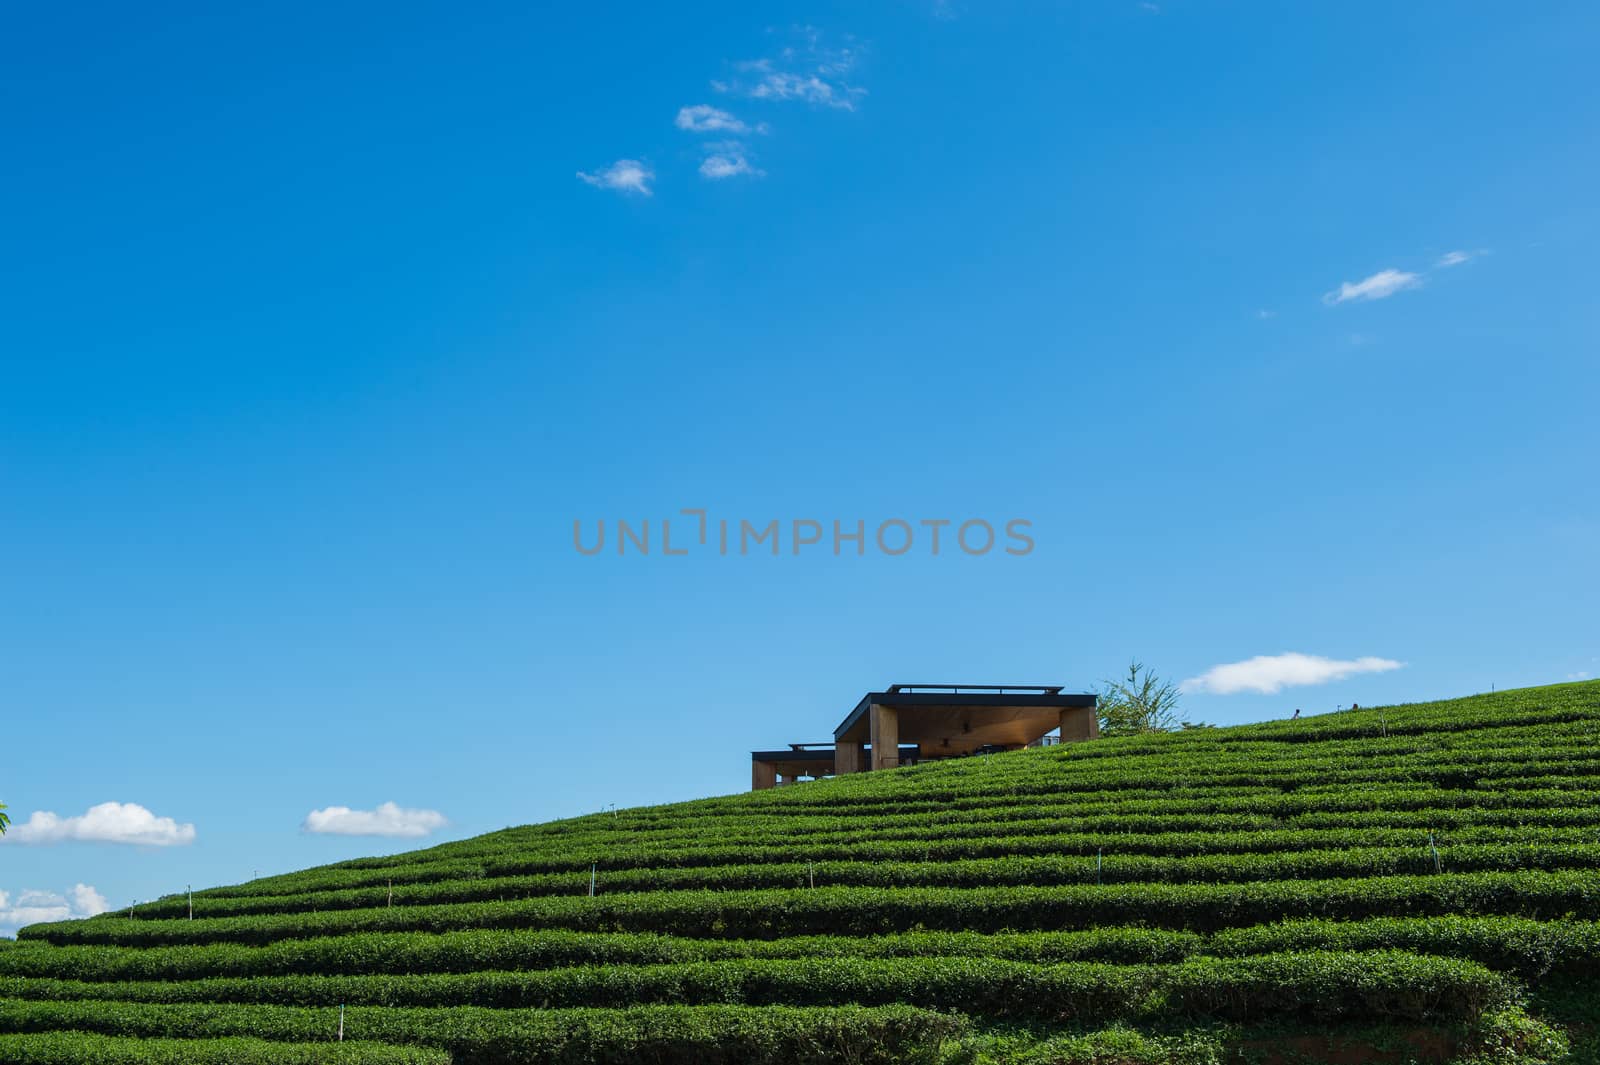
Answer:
xmin=752 ymin=684 xmax=1098 ymax=790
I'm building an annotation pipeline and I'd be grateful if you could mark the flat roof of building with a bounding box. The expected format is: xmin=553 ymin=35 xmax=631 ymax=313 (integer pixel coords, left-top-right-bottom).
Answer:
xmin=833 ymin=684 xmax=1096 ymax=744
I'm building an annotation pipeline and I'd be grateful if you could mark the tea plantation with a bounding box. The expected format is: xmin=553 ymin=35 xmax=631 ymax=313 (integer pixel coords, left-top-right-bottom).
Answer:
xmin=5 ymin=682 xmax=1600 ymax=1064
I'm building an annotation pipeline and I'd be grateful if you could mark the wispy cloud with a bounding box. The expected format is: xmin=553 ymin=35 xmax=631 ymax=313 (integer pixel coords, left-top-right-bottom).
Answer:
xmin=1323 ymin=247 xmax=1489 ymax=306
xmin=0 ymin=883 xmax=109 ymax=938
xmin=714 ymin=29 xmax=865 ymax=111
xmin=699 ymin=143 xmax=765 ymax=180
xmin=1 ymin=802 xmax=195 ymax=846
xmin=1256 ymin=309 xmax=1275 ymax=320
xmin=576 ymin=159 xmax=654 ymax=196
xmin=302 ymin=802 xmax=447 ymax=838
xmin=738 ymin=66 xmax=859 ymax=108
xmin=583 ymin=30 xmax=861 ymax=191
xmin=1436 ymin=248 xmax=1487 ymax=268
xmin=1181 ymin=652 xmax=1404 ymax=695
xmin=675 ymin=105 xmax=765 ymax=135
xmin=1322 ymin=269 xmax=1422 ymax=306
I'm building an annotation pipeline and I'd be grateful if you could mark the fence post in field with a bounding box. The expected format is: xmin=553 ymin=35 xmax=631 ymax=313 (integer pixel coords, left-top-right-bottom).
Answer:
xmin=590 ymin=864 xmax=597 ymax=897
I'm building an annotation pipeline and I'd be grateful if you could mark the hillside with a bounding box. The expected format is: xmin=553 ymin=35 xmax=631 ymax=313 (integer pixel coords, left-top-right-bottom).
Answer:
xmin=4 ymin=682 xmax=1600 ymax=1064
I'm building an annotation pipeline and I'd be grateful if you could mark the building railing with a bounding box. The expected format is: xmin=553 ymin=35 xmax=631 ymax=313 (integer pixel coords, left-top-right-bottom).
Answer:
xmin=886 ymin=683 xmax=1065 ymax=695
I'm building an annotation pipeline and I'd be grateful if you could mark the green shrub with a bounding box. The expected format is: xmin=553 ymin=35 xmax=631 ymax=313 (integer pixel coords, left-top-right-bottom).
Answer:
xmin=0 ymin=927 xmax=1200 ymax=982
xmin=0 ymin=950 xmax=1510 ymax=1025
xmin=0 ymin=1032 xmax=449 ymax=1064
xmin=0 ymin=1001 xmax=967 ymax=1065
xmin=27 ymin=870 xmax=1600 ymax=946
xmin=3 ymin=681 xmax=1597 ymax=1064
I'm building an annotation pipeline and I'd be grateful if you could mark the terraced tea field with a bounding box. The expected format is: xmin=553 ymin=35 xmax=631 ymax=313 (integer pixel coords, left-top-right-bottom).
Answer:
xmin=5 ymin=682 xmax=1600 ymax=1063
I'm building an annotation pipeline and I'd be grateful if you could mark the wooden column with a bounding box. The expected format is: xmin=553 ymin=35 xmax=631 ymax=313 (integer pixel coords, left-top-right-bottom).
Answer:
xmin=752 ymin=760 xmax=777 ymax=790
xmin=869 ymin=703 xmax=899 ymax=771
xmin=834 ymin=742 xmax=863 ymax=776
xmin=1059 ymin=706 xmax=1100 ymax=743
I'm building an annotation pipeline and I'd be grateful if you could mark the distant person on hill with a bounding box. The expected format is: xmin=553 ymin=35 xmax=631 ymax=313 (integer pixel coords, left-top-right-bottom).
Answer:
xmin=1292 ymin=708 xmax=1301 ymax=719
xmin=1350 ymin=703 xmax=1360 ymax=711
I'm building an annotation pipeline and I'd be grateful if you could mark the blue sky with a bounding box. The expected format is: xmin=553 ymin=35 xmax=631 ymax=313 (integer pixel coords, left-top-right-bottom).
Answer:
xmin=2 ymin=1 xmax=1597 ymax=932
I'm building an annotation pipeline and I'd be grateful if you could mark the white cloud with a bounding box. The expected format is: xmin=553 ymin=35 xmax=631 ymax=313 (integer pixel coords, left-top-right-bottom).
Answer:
xmin=1436 ymin=248 xmax=1487 ymax=268
xmin=715 ymin=31 xmax=865 ymax=111
xmin=576 ymin=159 xmax=653 ymax=196
xmin=675 ymin=105 xmax=765 ymax=135
xmin=1323 ymin=269 xmax=1422 ymax=306
xmin=69 ymin=883 xmax=109 ymax=915
xmin=0 ymin=883 xmax=109 ymax=938
xmin=2 ymin=802 xmax=195 ymax=846
xmin=745 ymin=68 xmax=859 ymax=108
xmin=1181 ymin=652 xmax=1405 ymax=695
xmin=699 ymin=144 xmax=765 ymax=180
xmin=302 ymin=802 xmax=447 ymax=838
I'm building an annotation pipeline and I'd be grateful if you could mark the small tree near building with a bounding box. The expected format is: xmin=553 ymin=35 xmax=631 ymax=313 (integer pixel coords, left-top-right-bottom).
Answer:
xmin=1096 ymin=661 xmax=1195 ymax=736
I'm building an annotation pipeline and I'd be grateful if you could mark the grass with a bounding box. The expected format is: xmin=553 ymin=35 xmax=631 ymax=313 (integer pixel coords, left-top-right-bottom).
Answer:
xmin=7 ymin=679 xmax=1600 ymax=1064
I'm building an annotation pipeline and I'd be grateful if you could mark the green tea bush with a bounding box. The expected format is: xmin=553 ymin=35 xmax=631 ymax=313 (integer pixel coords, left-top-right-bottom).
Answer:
xmin=0 ymin=1032 xmax=449 ymax=1064
xmin=5 ymin=681 xmax=1598 ymax=1064
xmin=0 ymin=1000 xmax=967 ymax=1065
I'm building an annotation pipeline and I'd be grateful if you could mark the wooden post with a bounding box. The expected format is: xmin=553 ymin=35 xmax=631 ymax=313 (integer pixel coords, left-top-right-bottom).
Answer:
xmin=1059 ymin=706 xmax=1099 ymax=743
xmin=869 ymin=703 xmax=899 ymax=771
xmin=752 ymin=760 xmax=777 ymax=791
xmin=833 ymin=742 xmax=863 ymax=776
